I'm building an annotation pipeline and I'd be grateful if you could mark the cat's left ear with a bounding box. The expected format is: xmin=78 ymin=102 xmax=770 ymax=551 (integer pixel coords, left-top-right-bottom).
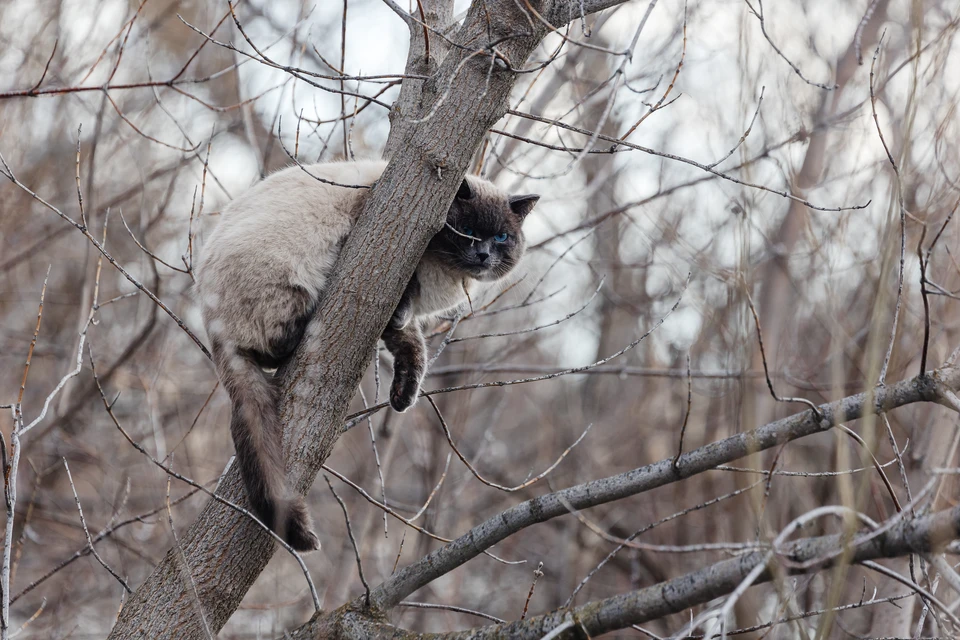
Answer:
xmin=457 ymin=179 xmax=474 ymax=200
xmin=509 ymin=194 xmax=540 ymax=221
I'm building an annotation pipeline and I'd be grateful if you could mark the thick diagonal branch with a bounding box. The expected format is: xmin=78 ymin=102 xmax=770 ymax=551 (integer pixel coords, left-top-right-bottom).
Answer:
xmin=460 ymin=506 xmax=960 ymax=638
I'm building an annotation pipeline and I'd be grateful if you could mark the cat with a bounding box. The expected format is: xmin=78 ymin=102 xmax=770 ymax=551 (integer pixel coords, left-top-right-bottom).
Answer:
xmin=197 ymin=160 xmax=538 ymax=551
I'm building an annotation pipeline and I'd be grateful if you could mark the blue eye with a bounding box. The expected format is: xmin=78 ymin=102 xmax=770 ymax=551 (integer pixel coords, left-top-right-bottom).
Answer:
xmin=462 ymin=227 xmax=474 ymax=236
xmin=494 ymin=233 xmax=508 ymax=243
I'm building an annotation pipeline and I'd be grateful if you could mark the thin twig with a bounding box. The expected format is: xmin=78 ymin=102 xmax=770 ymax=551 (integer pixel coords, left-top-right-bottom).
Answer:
xmin=391 ymin=530 xmax=406 ymax=574
xmin=62 ymin=458 xmax=131 ymax=593
xmin=744 ymin=0 xmax=838 ymax=90
xmin=870 ymin=35 xmax=907 ymax=385
xmin=427 ymin=396 xmax=591 ymax=493
xmin=398 ymin=601 xmax=504 ymax=623
xmin=918 ymin=226 xmax=932 ymax=375
xmin=673 ymin=353 xmax=693 ymax=471
xmin=834 ymin=424 xmax=902 ymax=512
xmin=164 ymin=475 xmax=213 ymax=639
xmin=324 ymin=475 xmax=371 ymax=606
xmin=743 ymin=283 xmax=823 ymax=419
xmin=28 ymin=39 xmax=58 ymax=92
xmin=707 ymin=86 xmax=765 ymax=169
xmin=358 ymin=387 xmax=388 ymax=538
xmin=520 ymin=562 xmax=544 ymax=620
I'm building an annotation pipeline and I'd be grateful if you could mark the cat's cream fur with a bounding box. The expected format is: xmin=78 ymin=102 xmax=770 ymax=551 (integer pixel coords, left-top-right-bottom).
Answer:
xmin=201 ymin=161 xmax=381 ymax=352
xmin=197 ymin=160 xmax=538 ymax=551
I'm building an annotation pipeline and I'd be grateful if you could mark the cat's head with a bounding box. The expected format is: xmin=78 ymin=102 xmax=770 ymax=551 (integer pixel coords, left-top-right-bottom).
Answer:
xmin=429 ymin=175 xmax=539 ymax=282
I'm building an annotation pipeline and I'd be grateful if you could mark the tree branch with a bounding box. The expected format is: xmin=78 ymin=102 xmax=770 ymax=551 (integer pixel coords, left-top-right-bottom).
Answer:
xmin=369 ymin=368 xmax=957 ymax=609
xmin=308 ymin=503 xmax=960 ymax=639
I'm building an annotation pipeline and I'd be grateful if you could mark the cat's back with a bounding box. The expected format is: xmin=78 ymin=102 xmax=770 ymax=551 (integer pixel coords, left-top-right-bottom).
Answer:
xmin=212 ymin=159 xmax=385 ymax=238
xmin=199 ymin=159 xmax=386 ymax=294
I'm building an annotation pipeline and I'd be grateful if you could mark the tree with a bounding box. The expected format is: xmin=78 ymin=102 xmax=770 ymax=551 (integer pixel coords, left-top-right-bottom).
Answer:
xmin=2 ymin=0 xmax=960 ymax=638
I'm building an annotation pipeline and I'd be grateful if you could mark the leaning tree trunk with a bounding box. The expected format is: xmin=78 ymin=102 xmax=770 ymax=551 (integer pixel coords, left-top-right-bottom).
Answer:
xmin=107 ymin=1 xmax=623 ymax=637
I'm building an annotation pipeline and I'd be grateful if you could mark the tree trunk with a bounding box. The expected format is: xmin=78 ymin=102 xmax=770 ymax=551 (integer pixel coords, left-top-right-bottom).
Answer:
xmin=107 ymin=2 xmax=610 ymax=637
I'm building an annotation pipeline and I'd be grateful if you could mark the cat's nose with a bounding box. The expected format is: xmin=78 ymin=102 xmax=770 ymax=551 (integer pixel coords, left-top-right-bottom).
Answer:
xmin=476 ymin=251 xmax=490 ymax=264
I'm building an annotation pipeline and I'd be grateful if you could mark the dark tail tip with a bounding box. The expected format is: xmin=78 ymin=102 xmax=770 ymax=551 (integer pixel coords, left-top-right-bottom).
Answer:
xmin=282 ymin=498 xmax=321 ymax=552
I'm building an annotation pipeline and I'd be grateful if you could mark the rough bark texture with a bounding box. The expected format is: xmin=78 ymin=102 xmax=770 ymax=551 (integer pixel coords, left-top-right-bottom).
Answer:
xmin=108 ymin=2 xmax=601 ymax=638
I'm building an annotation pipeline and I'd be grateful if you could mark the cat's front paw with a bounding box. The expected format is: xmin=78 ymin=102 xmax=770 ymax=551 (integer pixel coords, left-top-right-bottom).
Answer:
xmin=390 ymin=369 xmax=422 ymax=412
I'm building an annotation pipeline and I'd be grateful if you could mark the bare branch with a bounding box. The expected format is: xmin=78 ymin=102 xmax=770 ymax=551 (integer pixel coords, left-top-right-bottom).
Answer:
xmin=370 ymin=367 xmax=960 ymax=610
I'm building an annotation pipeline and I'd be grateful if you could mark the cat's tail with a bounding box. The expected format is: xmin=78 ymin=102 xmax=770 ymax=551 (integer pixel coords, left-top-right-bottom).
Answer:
xmin=212 ymin=340 xmax=320 ymax=552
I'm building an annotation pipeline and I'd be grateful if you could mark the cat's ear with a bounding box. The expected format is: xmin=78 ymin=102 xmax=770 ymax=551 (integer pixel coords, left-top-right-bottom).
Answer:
xmin=509 ymin=194 xmax=540 ymax=221
xmin=456 ymin=179 xmax=474 ymax=201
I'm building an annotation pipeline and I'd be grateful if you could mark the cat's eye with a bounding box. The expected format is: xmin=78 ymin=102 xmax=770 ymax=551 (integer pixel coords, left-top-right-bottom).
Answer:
xmin=462 ymin=227 xmax=475 ymax=236
xmin=494 ymin=233 xmax=508 ymax=243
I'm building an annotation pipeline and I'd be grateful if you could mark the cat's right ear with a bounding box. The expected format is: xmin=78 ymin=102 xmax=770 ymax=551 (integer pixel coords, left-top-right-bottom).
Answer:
xmin=456 ymin=179 xmax=474 ymax=201
xmin=509 ymin=194 xmax=540 ymax=221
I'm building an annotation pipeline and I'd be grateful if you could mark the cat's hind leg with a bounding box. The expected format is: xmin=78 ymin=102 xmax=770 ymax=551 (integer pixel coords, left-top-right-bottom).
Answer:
xmin=247 ymin=284 xmax=315 ymax=368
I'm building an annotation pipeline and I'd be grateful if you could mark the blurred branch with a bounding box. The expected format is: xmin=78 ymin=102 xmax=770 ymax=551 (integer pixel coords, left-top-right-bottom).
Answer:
xmin=61 ymin=459 xmax=131 ymax=595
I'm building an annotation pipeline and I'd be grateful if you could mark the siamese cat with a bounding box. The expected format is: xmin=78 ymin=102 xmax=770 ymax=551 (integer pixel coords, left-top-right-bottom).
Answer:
xmin=197 ymin=160 xmax=539 ymax=551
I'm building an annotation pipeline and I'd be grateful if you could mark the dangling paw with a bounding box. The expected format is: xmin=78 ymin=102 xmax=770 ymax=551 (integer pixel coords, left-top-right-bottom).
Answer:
xmin=283 ymin=498 xmax=321 ymax=552
xmin=390 ymin=366 xmax=422 ymax=412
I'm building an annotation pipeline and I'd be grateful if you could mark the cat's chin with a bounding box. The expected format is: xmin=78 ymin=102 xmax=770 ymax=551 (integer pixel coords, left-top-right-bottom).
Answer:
xmin=460 ymin=266 xmax=502 ymax=281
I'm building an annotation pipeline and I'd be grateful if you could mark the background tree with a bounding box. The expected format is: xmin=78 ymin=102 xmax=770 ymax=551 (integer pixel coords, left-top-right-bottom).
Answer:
xmin=2 ymin=0 xmax=960 ymax=638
